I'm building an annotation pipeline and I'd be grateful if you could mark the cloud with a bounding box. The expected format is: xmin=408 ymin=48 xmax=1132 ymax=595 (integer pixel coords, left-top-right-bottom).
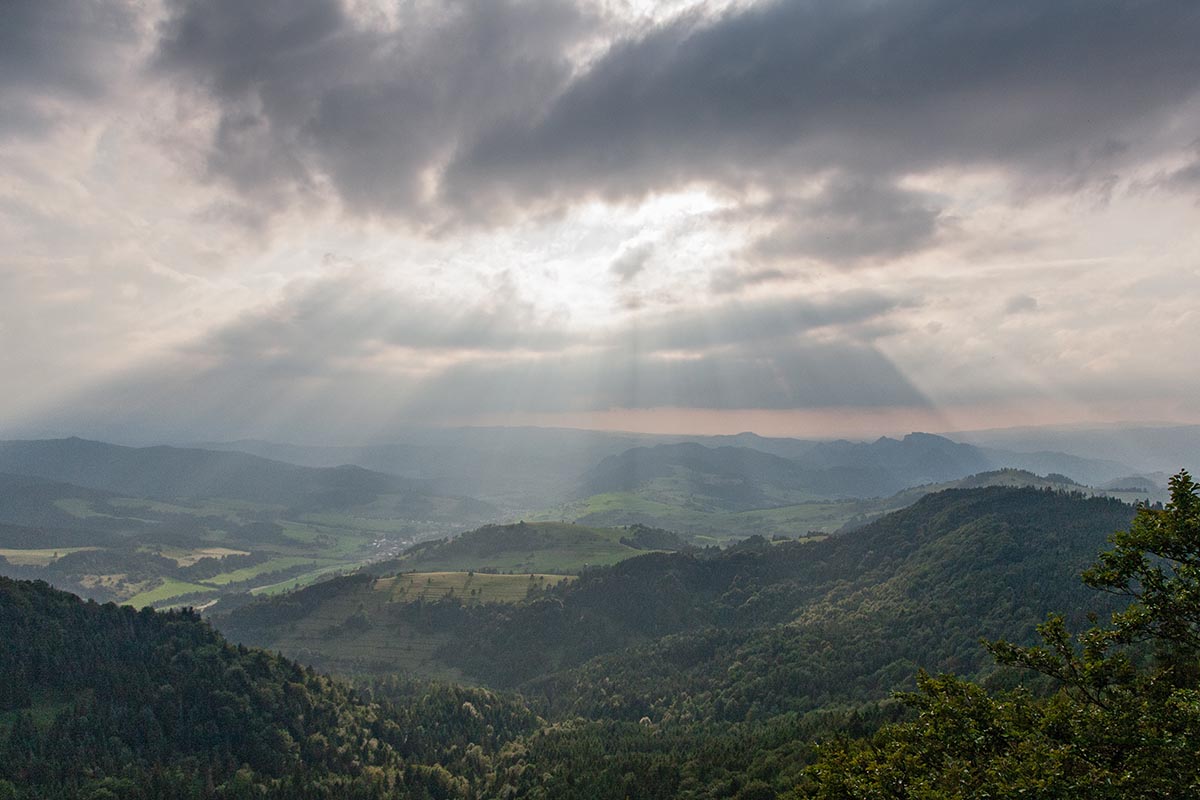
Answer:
xmin=629 ymin=290 xmax=904 ymax=352
xmin=153 ymin=0 xmax=596 ymax=220
xmin=195 ymin=272 xmax=902 ymax=368
xmin=609 ymin=242 xmax=655 ymax=283
xmin=449 ymin=0 xmax=1200 ymax=213
xmin=144 ymin=0 xmax=1200 ymax=228
xmin=1163 ymin=157 xmax=1200 ymax=193
xmin=747 ymin=175 xmax=945 ymax=266
xmin=193 ymin=268 xmax=579 ymax=369
xmin=0 ymin=0 xmax=140 ymax=136
xmin=709 ymin=266 xmax=790 ymax=295
xmin=1004 ymin=294 xmax=1038 ymax=314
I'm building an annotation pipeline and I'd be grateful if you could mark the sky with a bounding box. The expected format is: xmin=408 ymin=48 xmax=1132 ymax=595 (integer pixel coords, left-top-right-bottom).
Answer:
xmin=3 ymin=0 xmax=1200 ymax=444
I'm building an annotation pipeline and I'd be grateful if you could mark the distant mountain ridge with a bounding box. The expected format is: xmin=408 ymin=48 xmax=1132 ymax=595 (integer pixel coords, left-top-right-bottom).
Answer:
xmin=948 ymin=423 xmax=1200 ymax=475
xmin=0 ymin=436 xmax=431 ymax=509
xmin=580 ymin=433 xmax=1135 ymax=507
xmin=200 ymin=427 xmax=1140 ymax=510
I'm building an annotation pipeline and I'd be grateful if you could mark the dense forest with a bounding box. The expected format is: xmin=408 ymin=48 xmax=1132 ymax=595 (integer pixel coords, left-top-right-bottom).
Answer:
xmin=0 ymin=577 xmax=538 ymax=798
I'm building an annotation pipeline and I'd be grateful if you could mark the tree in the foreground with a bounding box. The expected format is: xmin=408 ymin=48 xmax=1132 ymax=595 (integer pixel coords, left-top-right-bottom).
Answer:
xmin=804 ymin=471 xmax=1200 ymax=799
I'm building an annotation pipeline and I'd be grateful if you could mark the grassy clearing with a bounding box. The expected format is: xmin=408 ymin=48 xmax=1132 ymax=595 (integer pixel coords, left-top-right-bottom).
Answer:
xmin=204 ymin=556 xmax=326 ymax=586
xmin=0 ymin=695 xmax=78 ymax=730
xmin=250 ymin=563 xmax=360 ymax=596
xmin=109 ymin=497 xmax=200 ymax=515
xmin=216 ymin=570 xmax=578 ymax=678
xmin=381 ymin=572 xmax=575 ymax=604
xmin=52 ymin=498 xmax=108 ymax=518
xmin=154 ymin=546 xmax=250 ymax=566
xmin=393 ymin=522 xmax=652 ymax=575
xmin=127 ymin=578 xmax=216 ymax=608
xmin=232 ymin=578 xmax=465 ymax=680
xmin=300 ymin=511 xmax=416 ymax=534
xmin=0 ymin=547 xmax=98 ymax=566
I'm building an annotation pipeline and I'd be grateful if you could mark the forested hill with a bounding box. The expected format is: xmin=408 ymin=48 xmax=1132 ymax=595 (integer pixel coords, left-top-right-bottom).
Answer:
xmin=430 ymin=488 xmax=1136 ymax=717
xmin=217 ymin=487 xmax=1136 ymax=720
xmin=0 ymin=577 xmax=537 ymax=799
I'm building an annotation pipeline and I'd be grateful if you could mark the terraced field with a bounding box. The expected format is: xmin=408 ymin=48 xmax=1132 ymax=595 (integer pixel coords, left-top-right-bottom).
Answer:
xmin=382 ymin=571 xmax=575 ymax=603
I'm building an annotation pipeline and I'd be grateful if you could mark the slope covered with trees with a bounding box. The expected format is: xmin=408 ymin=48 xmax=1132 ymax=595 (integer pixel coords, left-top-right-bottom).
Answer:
xmin=0 ymin=577 xmax=537 ymax=799
xmin=218 ymin=487 xmax=1135 ymax=719
xmin=807 ymin=470 xmax=1200 ymax=798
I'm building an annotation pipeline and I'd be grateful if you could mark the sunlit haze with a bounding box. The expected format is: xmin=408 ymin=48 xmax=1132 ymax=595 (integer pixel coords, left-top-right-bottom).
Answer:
xmin=4 ymin=0 xmax=1200 ymax=444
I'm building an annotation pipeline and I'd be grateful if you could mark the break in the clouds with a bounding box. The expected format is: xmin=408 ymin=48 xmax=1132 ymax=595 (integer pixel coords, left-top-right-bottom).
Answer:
xmin=3 ymin=0 xmax=1200 ymax=441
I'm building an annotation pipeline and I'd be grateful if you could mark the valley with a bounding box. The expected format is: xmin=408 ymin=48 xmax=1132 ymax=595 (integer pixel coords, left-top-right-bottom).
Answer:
xmin=0 ymin=432 xmax=1166 ymax=612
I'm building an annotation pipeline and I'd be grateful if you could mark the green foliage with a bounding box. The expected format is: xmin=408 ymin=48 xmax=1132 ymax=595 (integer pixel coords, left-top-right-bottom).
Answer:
xmin=808 ymin=470 xmax=1200 ymax=798
xmin=0 ymin=577 xmax=542 ymax=799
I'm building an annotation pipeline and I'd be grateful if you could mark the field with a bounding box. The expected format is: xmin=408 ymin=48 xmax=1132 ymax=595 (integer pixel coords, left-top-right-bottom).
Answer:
xmin=154 ymin=547 xmax=250 ymax=566
xmin=389 ymin=522 xmax=661 ymax=574
xmin=251 ymin=563 xmax=360 ymax=596
xmin=0 ymin=547 xmax=98 ymax=566
xmin=204 ymin=556 xmax=327 ymax=585
xmin=127 ymin=578 xmax=217 ymax=607
xmin=215 ymin=571 xmax=577 ymax=679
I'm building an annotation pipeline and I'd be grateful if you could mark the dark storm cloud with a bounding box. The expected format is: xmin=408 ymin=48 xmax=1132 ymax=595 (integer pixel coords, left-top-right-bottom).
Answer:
xmin=144 ymin=0 xmax=1200 ymax=261
xmin=451 ymin=0 xmax=1200 ymax=210
xmin=0 ymin=0 xmax=138 ymax=136
xmin=1163 ymin=156 xmax=1200 ymax=192
xmin=746 ymin=176 xmax=945 ymax=266
xmin=631 ymin=290 xmax=903 ymax=352
xmin=154 ymin=0 xmax=593 ymax=217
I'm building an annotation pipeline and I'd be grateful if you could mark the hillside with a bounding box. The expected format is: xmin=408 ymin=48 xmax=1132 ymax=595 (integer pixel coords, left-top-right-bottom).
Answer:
xmin=214 ymin=487 xmax=1135 ymax=712
xmin=209 ymin=520 xmax=689 ymax=675
xmin=0 ymin=576 xmax=539 ymax=798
